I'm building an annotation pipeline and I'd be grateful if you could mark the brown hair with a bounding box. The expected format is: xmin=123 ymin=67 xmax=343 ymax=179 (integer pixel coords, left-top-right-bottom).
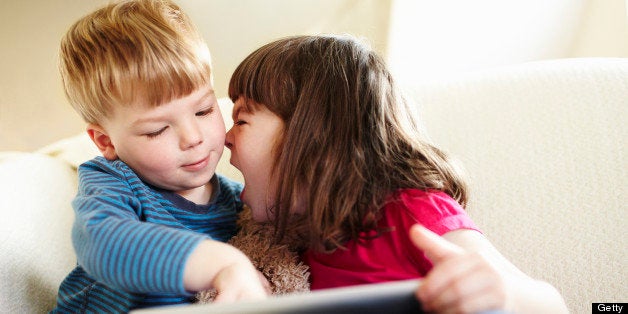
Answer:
xmin=59 ymin=0 xmax=211 ymax=123
xmin=229 ymin=35 xmax=468 ymax=252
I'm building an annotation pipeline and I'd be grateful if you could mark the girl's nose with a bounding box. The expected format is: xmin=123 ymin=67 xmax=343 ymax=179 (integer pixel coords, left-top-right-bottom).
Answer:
xmin=224 ymin=127 xmax=234 ymax=150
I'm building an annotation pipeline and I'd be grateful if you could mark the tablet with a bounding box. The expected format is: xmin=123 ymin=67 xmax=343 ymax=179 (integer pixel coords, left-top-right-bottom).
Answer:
xmin=131 ymin=279 xmax=423 ymax=314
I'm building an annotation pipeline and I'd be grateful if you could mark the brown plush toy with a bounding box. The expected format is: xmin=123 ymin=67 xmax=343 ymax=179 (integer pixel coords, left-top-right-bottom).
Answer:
xmin=196 ymin=205 xmax=310 ymax=303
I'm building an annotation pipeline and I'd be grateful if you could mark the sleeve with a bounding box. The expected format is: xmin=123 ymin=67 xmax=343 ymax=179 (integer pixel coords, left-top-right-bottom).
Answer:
xmin=71 ymin=159 xmax=207 ymax=295
xmin=392 ymin=189 xmax=481 ymax=273
xmin=398 ymin=189 xmax=480 ymax=236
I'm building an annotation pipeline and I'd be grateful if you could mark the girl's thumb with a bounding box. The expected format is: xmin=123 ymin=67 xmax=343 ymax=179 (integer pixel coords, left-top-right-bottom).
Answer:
xmin=409 ymin=224 xmax=463 ymax=263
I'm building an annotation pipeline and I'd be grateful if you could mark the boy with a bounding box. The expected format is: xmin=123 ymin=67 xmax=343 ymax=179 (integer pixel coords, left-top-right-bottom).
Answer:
xmin=52 ymin=0 xmax=267 ymax=312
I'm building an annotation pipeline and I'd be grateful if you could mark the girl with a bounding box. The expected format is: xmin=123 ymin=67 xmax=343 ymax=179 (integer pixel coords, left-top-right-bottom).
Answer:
xmin=224 ymin=35 xmax=567 ymax=314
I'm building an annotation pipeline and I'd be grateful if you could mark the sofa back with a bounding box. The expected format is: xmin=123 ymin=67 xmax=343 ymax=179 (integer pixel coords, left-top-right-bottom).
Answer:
xmin=406 ymin=57 xmax=627 ymax=313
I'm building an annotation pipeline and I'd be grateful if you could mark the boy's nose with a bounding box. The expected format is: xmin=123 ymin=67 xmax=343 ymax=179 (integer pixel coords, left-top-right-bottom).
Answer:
xmin=180 ymin=123 xmax=203 ymax=150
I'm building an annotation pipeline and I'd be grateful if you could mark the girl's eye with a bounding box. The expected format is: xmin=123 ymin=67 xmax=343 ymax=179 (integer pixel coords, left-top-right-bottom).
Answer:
xmin=196 ymin=107 xmax=214 ymax=117
xmin=145 ymin=126 xmax=167 ymax=138
xmin=234 ymin=120 xmax=247 ymax=126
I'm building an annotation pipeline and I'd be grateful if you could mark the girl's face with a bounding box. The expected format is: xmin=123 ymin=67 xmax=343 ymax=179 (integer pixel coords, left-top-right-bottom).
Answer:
xmin=225 ymin=98 xmax=284 ymax=222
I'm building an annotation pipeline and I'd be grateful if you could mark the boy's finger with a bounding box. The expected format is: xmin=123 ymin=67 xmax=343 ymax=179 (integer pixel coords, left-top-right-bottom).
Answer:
xmin=409 ymin=224 xmax=463 ymax=263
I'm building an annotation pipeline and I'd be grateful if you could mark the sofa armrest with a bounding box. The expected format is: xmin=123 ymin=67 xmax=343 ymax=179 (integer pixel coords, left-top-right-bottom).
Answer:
xmin=0 ymin=152 xmax=79 ymax=312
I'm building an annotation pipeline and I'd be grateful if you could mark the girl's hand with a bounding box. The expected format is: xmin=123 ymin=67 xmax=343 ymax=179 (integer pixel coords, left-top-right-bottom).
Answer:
xmin=409 ymin=225 xmax=510 ymax=314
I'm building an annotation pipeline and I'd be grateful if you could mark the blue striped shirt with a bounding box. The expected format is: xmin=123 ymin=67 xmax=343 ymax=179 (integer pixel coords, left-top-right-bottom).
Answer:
xmin=52 ymin=157 xmax=243 ymax=313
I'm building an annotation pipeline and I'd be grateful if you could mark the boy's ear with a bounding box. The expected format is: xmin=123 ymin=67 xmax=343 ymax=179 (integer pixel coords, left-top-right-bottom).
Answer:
xmin=86 ymin=123 xmax=118 ymax=161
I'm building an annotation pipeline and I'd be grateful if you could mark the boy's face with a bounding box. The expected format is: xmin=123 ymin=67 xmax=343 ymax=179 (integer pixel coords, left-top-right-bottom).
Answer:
xmin=225 ymin=98 xmax=284 ymax=222
xmin=91 ymin=84 xmax=225 ymax=196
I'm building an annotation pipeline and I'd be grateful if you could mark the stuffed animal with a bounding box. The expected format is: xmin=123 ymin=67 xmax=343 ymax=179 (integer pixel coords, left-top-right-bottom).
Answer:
xmin=196 ymin=206 xmax=310 ymax=303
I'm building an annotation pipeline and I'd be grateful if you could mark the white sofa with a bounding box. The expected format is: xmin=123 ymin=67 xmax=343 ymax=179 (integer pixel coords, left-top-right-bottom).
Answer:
xmin=1 ymin=58 xmax=625 ymax=313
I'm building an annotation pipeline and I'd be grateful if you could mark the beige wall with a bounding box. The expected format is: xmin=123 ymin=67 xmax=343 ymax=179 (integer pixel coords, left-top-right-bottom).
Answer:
xmin=0 ymin=1 xmax=105 ymax=152
xmin=569 ymin=0 xmax=628 ymax=56
xmin=386 ymin=0 xmax=628 ymax=84
xmin=1 ymin=0 xmax=626 ymax=152
xmin=0 ymin=0 xmax=391 ymax=152
xmin=179 ymin=0 xmax=392 ymax=98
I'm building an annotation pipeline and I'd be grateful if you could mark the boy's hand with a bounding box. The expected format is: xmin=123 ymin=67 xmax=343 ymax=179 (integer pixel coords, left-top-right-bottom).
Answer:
xmin=257 ymin=270 xmax=273 ymax=294
xmin=409 ymin=224 xmax=508 ymax=314
xmin=212 ymin=262 xmax=269 ymax=303
xmin=184 ymin=240 xmax=268 ymax=302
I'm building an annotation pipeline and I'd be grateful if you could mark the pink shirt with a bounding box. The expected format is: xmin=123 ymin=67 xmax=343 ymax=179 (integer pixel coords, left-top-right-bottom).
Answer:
xmin=301 ymin=189 xmax=480 ymax=290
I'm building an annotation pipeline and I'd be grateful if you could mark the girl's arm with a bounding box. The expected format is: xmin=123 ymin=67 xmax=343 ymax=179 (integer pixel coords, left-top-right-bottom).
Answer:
xmin=184 ymin=239 xmax=268 ymax=302
xmin=410 ymin=224 xmax=568 ymax=314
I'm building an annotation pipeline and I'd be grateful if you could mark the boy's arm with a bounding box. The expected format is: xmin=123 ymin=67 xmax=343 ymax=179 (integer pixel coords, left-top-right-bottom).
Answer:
xmin=72 ymin=160 xmax=265 ymax=298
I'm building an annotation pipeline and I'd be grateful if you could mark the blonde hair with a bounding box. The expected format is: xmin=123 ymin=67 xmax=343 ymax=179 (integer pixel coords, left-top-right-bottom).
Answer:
xmin=229 ymin=35 xmax=468 ymax=252
xmin=59 ymin=0 xmax=212 ymax=123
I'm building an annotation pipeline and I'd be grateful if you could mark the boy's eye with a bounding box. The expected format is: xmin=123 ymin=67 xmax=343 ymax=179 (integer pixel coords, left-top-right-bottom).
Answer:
xmin=196 ymin=107 xmax=214 ymax=116
xmin=234 ymin=120 xmax=246 ymax=126
xmin=145 ymin=126 xmax=167 ymax=138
